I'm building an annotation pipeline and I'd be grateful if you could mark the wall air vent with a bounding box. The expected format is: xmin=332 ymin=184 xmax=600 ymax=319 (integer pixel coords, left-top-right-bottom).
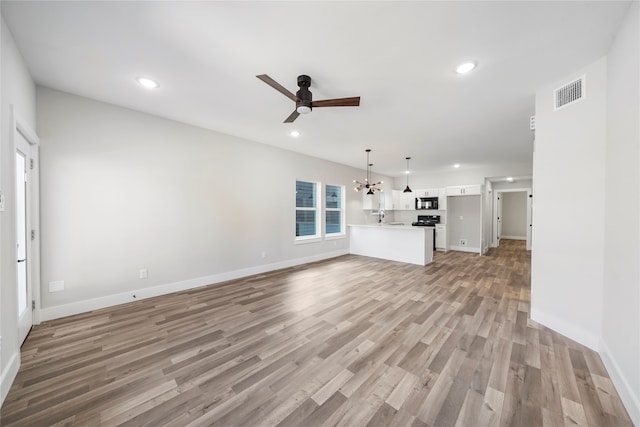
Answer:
xmin=554 ymin=75 xmax=585 ymax=111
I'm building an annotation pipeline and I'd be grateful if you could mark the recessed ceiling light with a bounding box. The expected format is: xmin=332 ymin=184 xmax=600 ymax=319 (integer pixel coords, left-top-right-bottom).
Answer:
xmin=290 ymin=130 xmax=300 ymax=138
xmin=506 ymin=177 xmax=514 ymax=182
xmin=136 ymin=77 xmax=159 ymax=89
xmin=453 ymin=163 xmax=461 ymax=168
xmin=455 ymin=61 xmax=476 ymax=74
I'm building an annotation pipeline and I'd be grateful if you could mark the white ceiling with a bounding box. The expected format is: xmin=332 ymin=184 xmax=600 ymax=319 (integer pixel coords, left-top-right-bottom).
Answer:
xmin=1 ymin=1 xmax=631 ymax=177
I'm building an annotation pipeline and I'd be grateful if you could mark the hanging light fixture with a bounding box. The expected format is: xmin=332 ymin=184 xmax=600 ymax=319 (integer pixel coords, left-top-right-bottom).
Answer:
xmin=403 ymin=157 xmax=413 ymax=193
xmin=353 ymin=149 xmax=383 ymax=194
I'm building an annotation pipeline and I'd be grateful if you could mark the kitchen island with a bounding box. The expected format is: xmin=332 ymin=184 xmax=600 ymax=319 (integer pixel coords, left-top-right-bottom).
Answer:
xmin=349 ymin=224 xmax=433 ymax=266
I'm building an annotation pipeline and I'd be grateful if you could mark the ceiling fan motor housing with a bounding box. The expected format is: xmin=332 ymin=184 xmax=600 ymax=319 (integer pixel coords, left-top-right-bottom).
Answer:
xmin=296 ymin=75 xmax=313 ymax=111
xmin=297 ymin=75 xmax=311 ymax=88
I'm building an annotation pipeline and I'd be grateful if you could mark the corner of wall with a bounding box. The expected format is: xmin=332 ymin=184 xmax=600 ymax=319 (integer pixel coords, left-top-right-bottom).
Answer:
xmin=600 ymin=339 xmax=640 ymax=426
xmin=0 ymin=350 xmax=20 ymax=406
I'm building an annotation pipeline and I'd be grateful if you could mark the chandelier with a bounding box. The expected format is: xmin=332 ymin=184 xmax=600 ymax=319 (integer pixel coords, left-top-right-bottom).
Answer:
xmin=354 ymin=149 xmax=383 ymax=195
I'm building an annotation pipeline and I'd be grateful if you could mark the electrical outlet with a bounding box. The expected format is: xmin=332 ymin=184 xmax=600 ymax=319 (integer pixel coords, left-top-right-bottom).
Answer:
xmin=459 ymin=239 xmax=467 ymax=246
xmin=49 ymin=280 xmax=64 ymax=292
xmin=139 ymin=268 xmax=148 ymax=279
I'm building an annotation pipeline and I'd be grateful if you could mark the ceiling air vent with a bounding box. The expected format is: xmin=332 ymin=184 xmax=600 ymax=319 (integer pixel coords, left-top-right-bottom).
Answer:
xmin=554 ymin=75 xmax=585 ymax=111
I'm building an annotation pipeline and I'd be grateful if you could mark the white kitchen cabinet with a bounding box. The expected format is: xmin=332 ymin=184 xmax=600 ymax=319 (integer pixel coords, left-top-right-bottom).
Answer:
xmin=363 ymin=190 xmax=392 ymax=210
xmin=438 ymin=188 xmax=447 ymax=211
xmin=391 ymin=190 xmax=401 ymax=210
xmin=398 ymin=191 xmax=415 ymax=210
xmin=414 ymin=188 xmax=439 ymax=198
xmin=383 ymin=190 xmax=394 ymax=211
xmin=435 ymin=224 xmax=447 ymax=250
xmin=362 ymin=191 xmax=380 ymax=210
xmin=446 ymin=184 xmax=482 ymax=196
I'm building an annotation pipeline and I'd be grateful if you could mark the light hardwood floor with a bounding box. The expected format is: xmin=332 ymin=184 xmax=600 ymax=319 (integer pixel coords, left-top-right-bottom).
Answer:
xmin=1 ymin=240 xmax=633 ymax=426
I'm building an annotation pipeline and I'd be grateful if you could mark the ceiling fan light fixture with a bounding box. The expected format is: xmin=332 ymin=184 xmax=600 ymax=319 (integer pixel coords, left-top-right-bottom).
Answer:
xmin=296 ymin=105 xmax=312 ymax=114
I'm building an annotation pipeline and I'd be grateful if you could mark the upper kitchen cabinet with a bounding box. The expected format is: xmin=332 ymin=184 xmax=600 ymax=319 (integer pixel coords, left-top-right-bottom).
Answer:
xmin=363 ymin=190 xmax=393 ymax=210
xmin=414 ymin=188 xmax=439 ymax=198
xmin=446 ymin=184 xmax=482 ymax=196
xmin=362 ymin=191 xmax=381 ymax=210
xmin=438 ymin=188 xmax=448 ymax=210
xmin=398 ymin=191 xmax=415 ymax=210
xmin=390 ymin=190 xmax=414 ymax=210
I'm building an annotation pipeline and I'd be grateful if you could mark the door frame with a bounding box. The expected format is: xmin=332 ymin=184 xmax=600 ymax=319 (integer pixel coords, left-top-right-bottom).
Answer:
xmin=492 ymin=187 xmax=532 ymax=250
xmin=11 ymin=105 xmax=41 ymax=330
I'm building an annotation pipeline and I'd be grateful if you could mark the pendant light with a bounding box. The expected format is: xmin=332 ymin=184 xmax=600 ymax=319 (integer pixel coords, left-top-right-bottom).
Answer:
xmin=353 ymin=149 xmax=383 ymax=194
xmin=403 ymin=157 xmax=413 ymax=193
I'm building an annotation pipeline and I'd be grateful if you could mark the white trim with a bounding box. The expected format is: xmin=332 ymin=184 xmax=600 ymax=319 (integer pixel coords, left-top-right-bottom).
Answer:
xmin=599 ymin=340 xmax=640 ymax=426
xmin=11 ymin=106 xmax=42 ymax=337
xmin=500 ymin=235 xmax=526 ymax=240
xmin=324 ymin=233 xmax=346 ymax=240
xmin=531 ymin=307 xmax=600 ymax=351
xmin=40 ymin=250 xmax=349 ymax=321
xmin=1 ymin=351 xmax=20 ymax=406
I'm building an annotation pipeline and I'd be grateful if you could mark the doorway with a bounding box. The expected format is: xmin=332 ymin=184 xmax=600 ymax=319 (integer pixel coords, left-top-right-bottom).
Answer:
xmin=12 ymin=107 xmax=40 ymax=345
xmin=493 ymin=188 xmax=532 ymax=250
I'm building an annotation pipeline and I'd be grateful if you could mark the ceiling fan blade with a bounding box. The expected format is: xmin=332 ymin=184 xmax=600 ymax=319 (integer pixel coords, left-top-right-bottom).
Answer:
xmin=284 ymin=110 xmax=300 ymax=123
xmin=256 ymin=74 xmax=298 ymax=102
xmin=311 ymin=97 xmax=360 ymax=108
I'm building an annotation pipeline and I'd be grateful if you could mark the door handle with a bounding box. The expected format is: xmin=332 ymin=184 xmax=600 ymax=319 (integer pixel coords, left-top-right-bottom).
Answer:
xmin=17 ymin=259 xmax=26 ymax=263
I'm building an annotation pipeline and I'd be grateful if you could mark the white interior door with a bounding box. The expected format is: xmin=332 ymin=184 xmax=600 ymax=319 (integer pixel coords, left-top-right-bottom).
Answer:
xmin=16 ymin=132 xmax=32 ymax=345
xmin=526 ymin=190 xmax=533 ymax=250
xmin=496 ymin=192 xmax=503 ymax=247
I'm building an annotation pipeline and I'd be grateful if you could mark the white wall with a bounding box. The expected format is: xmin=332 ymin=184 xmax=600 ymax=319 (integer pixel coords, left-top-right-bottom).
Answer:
xmin=447 ymin=195 xmax=481 ymax=252
xmin=491 ymin=178 xmax=532 ymax=190
xmin=531 ymin=57 xmax=607 ymax=350
xmin=602 ymin=2 xmax=640 ymax=424
xmin=0 ymin=17 xmax=37 ymax=404
xmin=501 ymin=192 xmax=527 ymax=239
xmin=36 ymin=88 xmax=384 ymax=320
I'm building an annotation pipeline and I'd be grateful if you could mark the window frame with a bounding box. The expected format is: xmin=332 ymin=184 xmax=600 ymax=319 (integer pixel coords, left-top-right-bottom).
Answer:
xmin=295 ymin=180 xmax=321 ymax=243
xmin=325 ymin=184 xmax=346 ymax=238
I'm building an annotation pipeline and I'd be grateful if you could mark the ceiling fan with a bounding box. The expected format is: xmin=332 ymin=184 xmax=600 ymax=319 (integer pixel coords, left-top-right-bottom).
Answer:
xmin=256 ymin=74 xmax=360 ymax=123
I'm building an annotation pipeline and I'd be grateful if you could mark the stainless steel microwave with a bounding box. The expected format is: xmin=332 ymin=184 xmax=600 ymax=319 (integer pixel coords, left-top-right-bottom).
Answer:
xmin=416 ymin=197 xmax=438 ymax=210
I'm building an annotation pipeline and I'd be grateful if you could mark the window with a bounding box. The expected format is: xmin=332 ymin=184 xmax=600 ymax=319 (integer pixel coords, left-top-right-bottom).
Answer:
xmin=325 ymin=184 xmax=344 ymax=236
xmin=296 ymin=180 xmax=320 ymax=240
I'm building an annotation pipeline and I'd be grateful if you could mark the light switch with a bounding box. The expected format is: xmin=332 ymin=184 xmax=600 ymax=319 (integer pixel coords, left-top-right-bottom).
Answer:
xmin=0 ymin=190 xmax=5 ymax=212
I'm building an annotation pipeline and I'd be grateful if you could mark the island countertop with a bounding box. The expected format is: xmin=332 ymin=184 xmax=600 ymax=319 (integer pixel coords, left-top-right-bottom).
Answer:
xmin=348 ymin=224 xmax=433 ymax=266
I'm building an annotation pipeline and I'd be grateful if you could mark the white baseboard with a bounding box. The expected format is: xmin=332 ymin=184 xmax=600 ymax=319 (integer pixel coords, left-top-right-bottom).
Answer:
xmin=449 ymin=245 xmax=481 ymax=253
xmin=1 ymin=350 xmax=20 ymax=406
xmin=599 ymin=340 xmax=640 ymax=426
xmin=500 ymin=235 xmax=526 ymax=240
xmin=530 ymin=307 xmax=600 ymax=351
xmin=40 ymin=250 xmax=349 ymax=322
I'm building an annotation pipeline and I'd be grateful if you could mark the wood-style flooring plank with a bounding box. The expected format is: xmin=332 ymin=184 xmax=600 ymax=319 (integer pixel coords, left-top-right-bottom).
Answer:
xmin=1 ymin=240 xmax=633 ymax=426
